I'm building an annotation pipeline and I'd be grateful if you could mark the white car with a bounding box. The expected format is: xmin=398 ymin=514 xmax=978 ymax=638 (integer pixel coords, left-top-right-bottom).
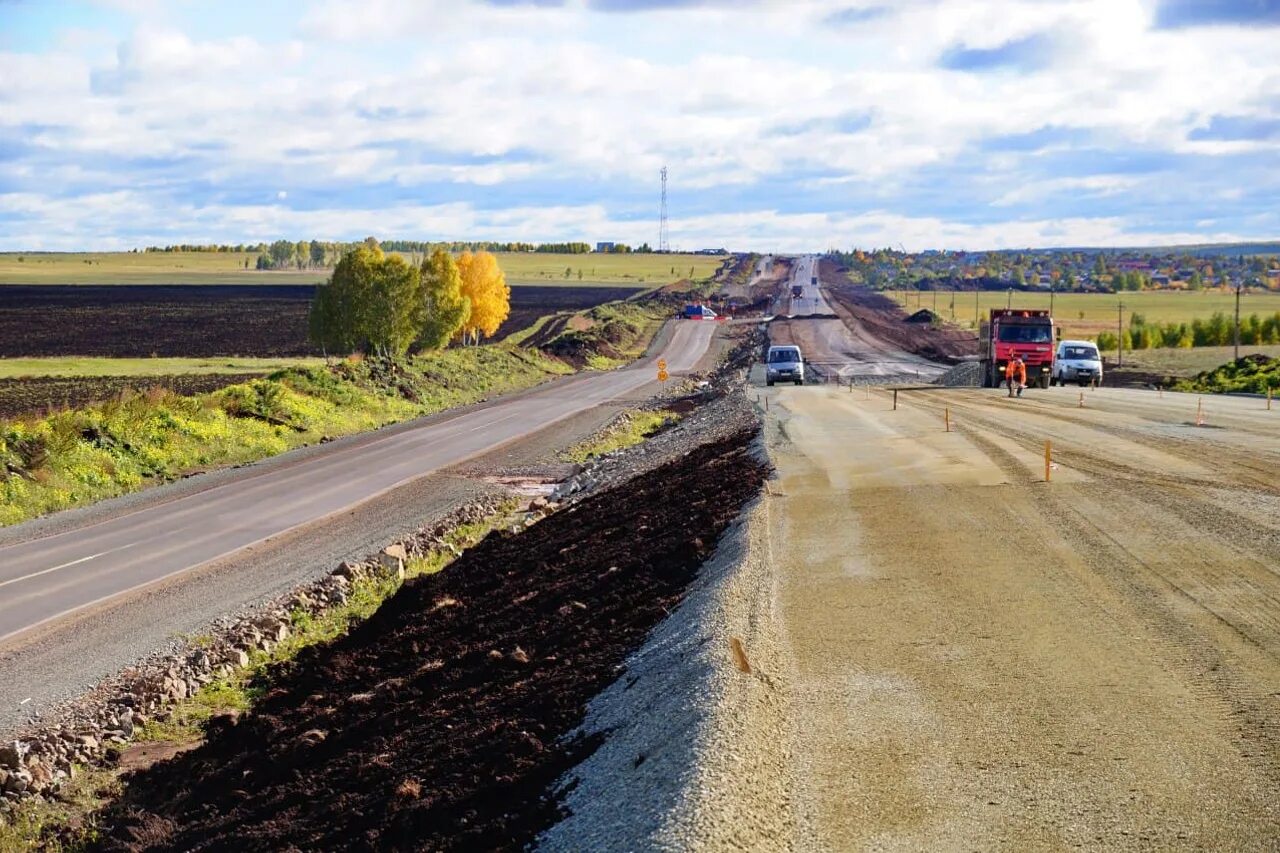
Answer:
xmin=1052 ymin=340 xmax=1103 ymax=386
xmin=766 ymin=345 xmax=805 ymax=386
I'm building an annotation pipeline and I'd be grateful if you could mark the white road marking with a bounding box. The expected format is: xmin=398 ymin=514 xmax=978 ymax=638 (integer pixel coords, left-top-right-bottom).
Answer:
xmin=0 ymin=541 xmax=139 ymax=591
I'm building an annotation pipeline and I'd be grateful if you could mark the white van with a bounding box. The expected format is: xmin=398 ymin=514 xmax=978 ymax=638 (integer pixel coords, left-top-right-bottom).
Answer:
xmin=766 ymin=345 xmax=804 ymax=386
xmin=1052 ymin=340 xmax=1103 ymax=386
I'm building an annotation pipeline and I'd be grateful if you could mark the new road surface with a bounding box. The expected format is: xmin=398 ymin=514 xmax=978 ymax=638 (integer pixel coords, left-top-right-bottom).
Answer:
xmin=756 ymin=383 xmax=1280 ymax=848
xmin=0 ymin=321 xmax=715 ymax=652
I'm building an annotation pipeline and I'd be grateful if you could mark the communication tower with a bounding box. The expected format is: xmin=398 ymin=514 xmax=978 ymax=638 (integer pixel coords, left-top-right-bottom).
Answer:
xmin=659 ymin=166 xmax=669 ymax=253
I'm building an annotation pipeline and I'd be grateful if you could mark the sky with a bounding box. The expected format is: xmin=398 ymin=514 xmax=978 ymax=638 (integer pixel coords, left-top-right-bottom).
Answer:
xmin=0 ymin=0 xmax=1278 ymax=252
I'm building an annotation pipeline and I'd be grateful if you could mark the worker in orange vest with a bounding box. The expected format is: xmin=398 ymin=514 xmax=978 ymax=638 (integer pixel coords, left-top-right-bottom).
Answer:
xmin=1007 ymin=355 xmax=1027 ymax=397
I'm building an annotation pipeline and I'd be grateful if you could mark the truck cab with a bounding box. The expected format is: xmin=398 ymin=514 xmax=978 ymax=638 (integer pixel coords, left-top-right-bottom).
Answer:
xmin=1052 ymin=340 xmax=1102 ymax=386
xmin=981 ymin=309 xmax=1055 ymax=389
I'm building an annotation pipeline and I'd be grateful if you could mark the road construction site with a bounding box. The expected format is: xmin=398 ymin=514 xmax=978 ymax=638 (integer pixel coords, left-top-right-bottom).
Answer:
xmin=6 ymin=255 xmax=1279 ymax=850
xmin=724 ymin=257 xmax=1280 ymax=848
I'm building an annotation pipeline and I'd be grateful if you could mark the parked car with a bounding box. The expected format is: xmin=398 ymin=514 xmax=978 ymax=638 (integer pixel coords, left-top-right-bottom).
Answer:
xmin=766 ymin=345 xmax=804 ymax=386
xmin=1052 ymin=340 xmax=1103 ymax=386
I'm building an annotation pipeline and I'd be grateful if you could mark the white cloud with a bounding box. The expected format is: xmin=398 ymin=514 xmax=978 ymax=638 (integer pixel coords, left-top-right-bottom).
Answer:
xmin=1 ymin=0 xmax=1278 ymax=249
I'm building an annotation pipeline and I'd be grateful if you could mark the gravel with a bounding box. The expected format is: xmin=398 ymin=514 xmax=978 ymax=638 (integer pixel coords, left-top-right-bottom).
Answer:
xmin=537 ymin=494 xmax=794 ymax=852
xmin=934 ymin=359 xmax=985 ymax=387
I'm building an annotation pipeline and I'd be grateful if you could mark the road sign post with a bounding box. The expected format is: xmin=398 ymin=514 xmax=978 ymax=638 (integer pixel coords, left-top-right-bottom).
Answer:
xmin=657 ymin=358 xmax=668 ymax=383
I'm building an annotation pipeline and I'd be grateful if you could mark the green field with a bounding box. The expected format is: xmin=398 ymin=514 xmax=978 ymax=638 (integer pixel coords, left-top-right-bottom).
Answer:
xmin=0 ymin=357 xmax=323 ymax=379
xmin=1104 ymin=345 xmax=1280 ymax=376
xmin=0 ymin=252 xmax=324 ymax=284
xmin=0 ymin=251 xmax=723 ymax=287
xmin=487 ymin=252 xmax=722 ymax=286
xmin=889 ymin=289 xmax=1280 ymax=340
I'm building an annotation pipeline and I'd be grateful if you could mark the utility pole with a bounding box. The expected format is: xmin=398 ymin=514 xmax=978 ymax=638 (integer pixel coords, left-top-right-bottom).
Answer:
xmin=1117 ymin=300 xmax=1124 ymax=368
xmin=975 ymin=288 xmax=980 ymax=327
xmin=1050 ymin=280 xmax=1055 ymax=315
xmin=1234 ymin=278 xmax=1242 ymax=361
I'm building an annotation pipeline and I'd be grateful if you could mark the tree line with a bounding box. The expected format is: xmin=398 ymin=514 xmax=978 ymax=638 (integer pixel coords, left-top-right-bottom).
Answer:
xmin=308 ymin=246 xmax=510 ymax=357
xmin=1095 ymin=311 xmax=1280 ymax=351
xmin=144 ymin=238 xmax=663 ymax=272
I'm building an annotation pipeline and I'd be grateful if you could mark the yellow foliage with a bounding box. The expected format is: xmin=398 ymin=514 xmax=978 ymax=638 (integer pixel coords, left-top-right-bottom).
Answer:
xmin=456 ymin=250 xmax=511 ymax=344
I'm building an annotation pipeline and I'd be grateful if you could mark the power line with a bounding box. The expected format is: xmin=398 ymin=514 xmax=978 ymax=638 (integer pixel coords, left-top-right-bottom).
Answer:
xmin=659 ymin=166 xmax=669 ymax=253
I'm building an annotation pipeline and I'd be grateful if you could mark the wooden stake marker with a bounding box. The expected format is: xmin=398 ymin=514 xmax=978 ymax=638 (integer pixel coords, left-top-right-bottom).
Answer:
xmin=944 ymin=407 xmax=951 ymax=432
xmin=730 ymin=637 xmax=752 ymax=674
xmin=1044 ymin=440 xmax=1052 ymax=483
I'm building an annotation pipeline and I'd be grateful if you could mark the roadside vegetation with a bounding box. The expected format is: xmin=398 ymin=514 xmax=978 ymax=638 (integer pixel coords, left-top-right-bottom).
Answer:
xmin=565 ymin=408 xmax=679 ymax=463
xmin=0 ymin=349 xmax=570 ymax=526
xmin=1094 ymin=310 xmax=1280 ymax=351
xmin=0 ymin=247 xmax=725 ymax=525
xmin=543 ymin=300 xmax=672 ymax=368
xmin=0 ymin=357 xmax=322 ymax=379
xmin=1173 ymin=354 xmax=1280 ymax=395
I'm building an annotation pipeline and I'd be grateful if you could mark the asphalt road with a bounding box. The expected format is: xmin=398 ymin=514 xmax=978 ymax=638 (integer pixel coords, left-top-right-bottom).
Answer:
xmin=770 ymin=256 xmax=943 ymax=383
xmin=0 ymin=320 xmax=715 ymax=648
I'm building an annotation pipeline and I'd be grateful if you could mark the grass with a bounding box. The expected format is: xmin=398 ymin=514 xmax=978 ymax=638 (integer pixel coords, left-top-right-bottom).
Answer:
xmin=1103 ymin=345 xmax=1280 ymax=377
xmin=1173 ymin=353 xmax=1280 ymax=395
xmin=0 ymin=251 xmax=723 ymax=287
xmin=0 ymin=348 xmax=572 ymax=527
xmin=0 ymin=252 xmax=323 ymax=285
xmin=0 ymin=765 xmax=121 ymax=852
xmin=483 ymin=252 xmax=722 ymax=286
xmin=544 ymin=299 xmax=672 ymax=370
xmin=888 ymin=289 xmax=1280 ymax=340
xmin=0 ymin=505 xmax=516 ymax=850
xmin=564 ymin=409 xmax=678 ymax=463
xmin=0 ymin=357 xmax=324 ymax=379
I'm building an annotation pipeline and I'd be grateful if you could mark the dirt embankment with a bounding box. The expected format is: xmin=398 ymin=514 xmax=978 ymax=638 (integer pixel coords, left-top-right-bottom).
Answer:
xmin=819 ymin=259 xmax=979 ymax=364
xmin=90 ymin=429 xmax=766 ymax=852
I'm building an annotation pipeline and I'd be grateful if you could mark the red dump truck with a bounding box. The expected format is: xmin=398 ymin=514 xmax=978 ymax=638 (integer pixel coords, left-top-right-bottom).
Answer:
xmin=980 ymin=309 xmax=1055 ymax=389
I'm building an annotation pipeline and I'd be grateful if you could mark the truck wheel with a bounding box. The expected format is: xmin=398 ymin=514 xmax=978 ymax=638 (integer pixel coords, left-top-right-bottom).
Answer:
xmin=766 ymin=379 xmax=774 ymax=387
xmin=1039 ymin=375 xmax=1050 ymax=390
xmin=796 ymin=378 xmax=803 ymax=386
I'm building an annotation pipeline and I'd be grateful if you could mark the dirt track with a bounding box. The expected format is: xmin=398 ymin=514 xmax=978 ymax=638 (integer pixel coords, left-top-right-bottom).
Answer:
xmin=762 ymin=384 xmax=1280 ymax=849
xmin=819 ymin=259 xmax=979 ymax=365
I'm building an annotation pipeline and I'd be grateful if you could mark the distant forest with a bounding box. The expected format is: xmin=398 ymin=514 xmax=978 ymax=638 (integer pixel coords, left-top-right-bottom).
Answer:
xmin=139 ymin=239 xmax=649 ymax=271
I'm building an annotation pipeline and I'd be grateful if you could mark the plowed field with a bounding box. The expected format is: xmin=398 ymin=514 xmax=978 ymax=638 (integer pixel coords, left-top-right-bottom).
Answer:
xmin=0 ymin=285 xmax=636 ymax=358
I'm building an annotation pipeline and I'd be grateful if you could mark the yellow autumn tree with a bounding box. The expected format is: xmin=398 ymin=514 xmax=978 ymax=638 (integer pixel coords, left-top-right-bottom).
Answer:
xmin=456 ymin=250 xmax=510 ymax=345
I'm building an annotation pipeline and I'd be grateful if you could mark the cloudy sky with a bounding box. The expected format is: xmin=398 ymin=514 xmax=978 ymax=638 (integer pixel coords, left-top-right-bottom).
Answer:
xmin=1 ymin=0 xmax=1278 ymax=252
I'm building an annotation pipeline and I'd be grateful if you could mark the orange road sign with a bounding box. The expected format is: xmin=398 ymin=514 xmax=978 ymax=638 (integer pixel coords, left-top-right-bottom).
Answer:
xmin=657 ymin=359 xmax=668 ymax=370
xmin=658 ymin=368 xmax=669 ymax=382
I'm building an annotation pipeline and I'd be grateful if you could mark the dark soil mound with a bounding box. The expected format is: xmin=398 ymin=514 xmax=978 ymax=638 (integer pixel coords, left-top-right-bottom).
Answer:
xmin=905 ymin=309 xmax=940 ymax=324
xmin=92 ymin=429 xmax=766 ymax=852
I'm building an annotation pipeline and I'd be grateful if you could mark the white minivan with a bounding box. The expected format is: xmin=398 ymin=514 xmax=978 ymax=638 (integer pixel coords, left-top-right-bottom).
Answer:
xmin=1052 ymin=340 xmax=1103 ymax=386
xmin=766 ymin=345 xmax=805 ymax=386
